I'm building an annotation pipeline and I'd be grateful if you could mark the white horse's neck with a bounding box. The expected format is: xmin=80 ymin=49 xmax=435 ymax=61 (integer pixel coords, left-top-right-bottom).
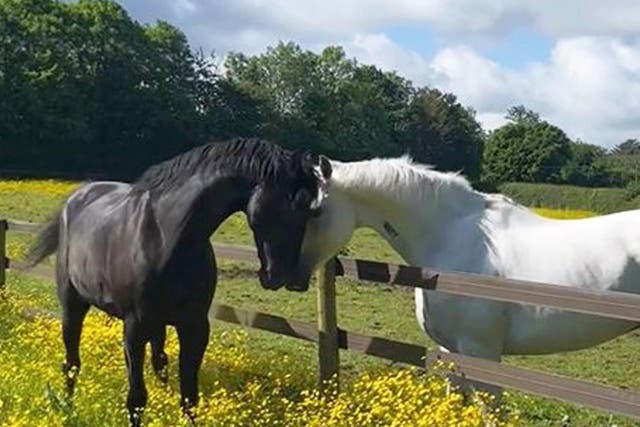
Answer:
xmin=331 ymin=158 xmax=508 ymax=268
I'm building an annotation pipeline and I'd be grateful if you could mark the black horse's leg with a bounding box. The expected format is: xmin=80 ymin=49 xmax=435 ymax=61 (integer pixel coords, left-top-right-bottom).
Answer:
xmin=123 ymin=316 xmax=149 ymax=427
xmin=151 ymin=325 xmax=169 ymax=384
xmin=58 ymin=281 xmax=90 ymax=397
xmin=176 ymin=316 xmax=209 ymax=422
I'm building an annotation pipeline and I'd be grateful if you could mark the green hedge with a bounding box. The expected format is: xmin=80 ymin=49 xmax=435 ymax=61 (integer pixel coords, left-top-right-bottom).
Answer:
xmin=498 ymin=182 xmax=640 ymax=214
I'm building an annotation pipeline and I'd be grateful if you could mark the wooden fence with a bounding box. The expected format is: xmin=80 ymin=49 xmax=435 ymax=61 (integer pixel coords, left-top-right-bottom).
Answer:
xmin=2 ymin=218 xmax=640 ymax=419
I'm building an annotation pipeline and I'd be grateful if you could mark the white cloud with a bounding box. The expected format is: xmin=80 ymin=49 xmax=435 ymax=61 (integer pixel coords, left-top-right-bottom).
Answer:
xmin=322 ymin=33 xmax=640 ymax=147
xmin=429 ymin=46 xmax=521 ymax=110
xmin=119 ymin=0 xmax=640 ymax=51
xmin=116 ymin=0 xmax=640 ymax=147
xmin=402 ymin=37 xmax=640 ymax=147
xmin=169 ymin=0 xmax=197 ymax=18
xmin=341 ymin=34 xmax=434 ymax=84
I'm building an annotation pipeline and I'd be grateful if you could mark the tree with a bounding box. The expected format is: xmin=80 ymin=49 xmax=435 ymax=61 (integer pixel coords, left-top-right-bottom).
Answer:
xmin=505 ymin=105 xmax=540 ymax=126
xmin=0 ymin=0 xmax=90 ymax=168
xmin=326 ymin=61 xmax=412 ymax=159
xmin=611 ymin=138 xmax=640 ymax=156
xmin=224 ymin=42 xmax=413 ymax=159
xmin=483 ymin=117 xmax=572 ymax=183
xmin=602 ymin=139 xmax=640 ymax=187
xmin=0 ymin=0 xmax=231 ymax=177
xmin=560 ymin=142 xmax=610 ymax=187
xmin=400 ymin=88 xmax=484 ymax=179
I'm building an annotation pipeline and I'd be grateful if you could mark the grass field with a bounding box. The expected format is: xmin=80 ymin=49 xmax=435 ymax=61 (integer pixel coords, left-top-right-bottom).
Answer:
xmin=1 ymin=180 xmax=638 ymax=426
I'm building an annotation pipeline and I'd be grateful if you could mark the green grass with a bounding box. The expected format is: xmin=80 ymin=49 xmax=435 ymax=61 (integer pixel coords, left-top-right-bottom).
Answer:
xmin=500 ymin=182 xmax=640 ymax=214
xmin=2 ymin=184 xmax=640 ymax=426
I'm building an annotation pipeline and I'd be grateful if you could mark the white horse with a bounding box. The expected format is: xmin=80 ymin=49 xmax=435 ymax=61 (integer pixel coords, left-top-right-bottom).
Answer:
xmin=293 ymin=156 xmax=640 ymax=393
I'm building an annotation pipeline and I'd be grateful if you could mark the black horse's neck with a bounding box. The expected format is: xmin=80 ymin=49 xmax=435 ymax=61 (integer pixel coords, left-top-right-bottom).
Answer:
xmin=131 ymin=138 xmax=309 ymax=258
xmin=154 ymin=171 xmax=253 ymax=251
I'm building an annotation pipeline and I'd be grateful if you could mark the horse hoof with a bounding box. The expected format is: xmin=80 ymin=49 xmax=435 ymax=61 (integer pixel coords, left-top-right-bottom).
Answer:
xmin=129 ymin=409 xmax=144 ymax=427
xmin=186 ymin=413 xmax=197 ymax=427
xmin=182 ymin=404 xmax=197 ymax=426
xmin=153 ymin=364 xmax=169 ymax=385
xmin=156 ymin=370 xmax=169 ymax=385
xmin=152 ymin=354 xmax=169 ymax=384
xmin=61 ymin=363 xmax=78 ymax=397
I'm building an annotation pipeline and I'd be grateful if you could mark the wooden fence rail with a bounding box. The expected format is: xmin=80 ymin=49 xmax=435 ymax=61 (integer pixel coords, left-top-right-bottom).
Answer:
xmin=2 ymin=219 xmax=640 ymax=419
xmin=8 ymin=220 xmax=640 ymax=322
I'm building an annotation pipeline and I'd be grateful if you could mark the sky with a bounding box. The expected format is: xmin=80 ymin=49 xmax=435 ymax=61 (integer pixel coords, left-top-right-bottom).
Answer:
xmin=117 ymin=0 xmax=640 ymax=149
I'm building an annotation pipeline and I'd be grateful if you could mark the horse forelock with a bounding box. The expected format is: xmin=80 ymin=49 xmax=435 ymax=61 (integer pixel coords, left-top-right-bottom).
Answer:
xmin=310 ymin=164 xmax=329 ymax=209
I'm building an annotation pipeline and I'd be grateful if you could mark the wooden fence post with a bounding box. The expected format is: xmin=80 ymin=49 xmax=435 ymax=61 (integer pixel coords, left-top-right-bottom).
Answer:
xmin=317 ymin=257 xmax=339 ymax=391
xmin=0 ymin=219 xmax=7 ymax=287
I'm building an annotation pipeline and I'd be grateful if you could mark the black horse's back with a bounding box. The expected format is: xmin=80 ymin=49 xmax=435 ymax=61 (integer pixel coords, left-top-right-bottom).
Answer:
xmin=25 ymin=181 xmax=125 ymax=268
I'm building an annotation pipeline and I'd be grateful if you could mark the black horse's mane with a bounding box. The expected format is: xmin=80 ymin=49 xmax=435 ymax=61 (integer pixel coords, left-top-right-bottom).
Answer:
xmin=133 ymin=138 xmax=316 ymax=193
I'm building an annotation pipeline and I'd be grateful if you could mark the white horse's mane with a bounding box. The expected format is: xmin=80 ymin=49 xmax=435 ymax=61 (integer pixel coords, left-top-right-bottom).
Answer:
xmin=330 ymin=155 xmax=516 ymax=212
xmin=333 ymin=154 xmax=468 ymax=190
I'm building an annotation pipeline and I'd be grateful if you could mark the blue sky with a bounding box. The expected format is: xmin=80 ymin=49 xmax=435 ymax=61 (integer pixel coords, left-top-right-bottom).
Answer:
xmin=118 ymin=0 xmax=640 ymax=148
xmin=483 ymin=29 xmax=552 ymax=69
xmin=384 ymin=26 xmax=551 ymax=70
xmin=383 ymin=25 xmax=438 ymax=60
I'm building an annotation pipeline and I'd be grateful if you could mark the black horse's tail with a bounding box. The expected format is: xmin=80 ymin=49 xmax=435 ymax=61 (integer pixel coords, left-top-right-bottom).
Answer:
xmin=25 ymin=209 xmax=62 ymax=267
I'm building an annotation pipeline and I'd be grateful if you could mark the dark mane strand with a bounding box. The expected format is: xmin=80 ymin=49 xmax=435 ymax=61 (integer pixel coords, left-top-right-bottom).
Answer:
xmin=132 ymin=138 xmax=318 ymax=194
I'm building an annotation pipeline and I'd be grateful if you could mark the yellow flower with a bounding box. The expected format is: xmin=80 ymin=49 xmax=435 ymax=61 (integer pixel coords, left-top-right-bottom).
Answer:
xmin=532 ymin=207 xmax=597 ymax=219
xmin=0 ymin=180 xmax=79 ymax=197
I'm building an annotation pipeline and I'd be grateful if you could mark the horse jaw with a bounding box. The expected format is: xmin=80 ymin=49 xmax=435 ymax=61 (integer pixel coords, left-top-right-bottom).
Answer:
xmin=294 ymin=188 xmax=357 ymax=288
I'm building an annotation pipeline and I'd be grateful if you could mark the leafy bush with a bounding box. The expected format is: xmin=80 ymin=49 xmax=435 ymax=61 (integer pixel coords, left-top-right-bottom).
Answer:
xmin=559 ymin=142 xmax=610 ymax=187
xmin=625 ymin=180 xmax=640 ymax=201
xmin=483 ymin=122 xmax=571 ymax=184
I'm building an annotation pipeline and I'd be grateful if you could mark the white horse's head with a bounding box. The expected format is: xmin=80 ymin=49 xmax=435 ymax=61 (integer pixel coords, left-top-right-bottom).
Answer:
xmin=289 ymin=161 xmax=357 ymax=290
xmin=288 ymin=155 xmax=483 ymax=290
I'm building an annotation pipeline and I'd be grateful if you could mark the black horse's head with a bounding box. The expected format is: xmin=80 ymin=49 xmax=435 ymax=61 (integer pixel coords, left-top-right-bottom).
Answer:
xmin=246 ymin=151 xmax=332 ymax=291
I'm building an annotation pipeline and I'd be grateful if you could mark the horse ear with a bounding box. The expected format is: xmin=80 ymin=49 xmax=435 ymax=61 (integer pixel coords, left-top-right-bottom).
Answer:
xmin=291 ymin=150 xmax=317 ymax=175
xmin=302 ymin=151 xmax=319 ymax=173
xmin=319 ymin=155 xmax=332 ymax=180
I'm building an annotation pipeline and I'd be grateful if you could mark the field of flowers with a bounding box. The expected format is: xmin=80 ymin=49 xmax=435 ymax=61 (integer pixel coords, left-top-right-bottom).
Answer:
xmin=0 ymin=284 xmax=517 ymax=427
xmin=0 ymin=179 xmax=522 ymax=426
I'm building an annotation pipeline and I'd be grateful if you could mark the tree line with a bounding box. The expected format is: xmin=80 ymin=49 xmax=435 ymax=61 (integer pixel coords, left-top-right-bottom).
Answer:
xmin=1 ymin=0 xmax=638 ymax=192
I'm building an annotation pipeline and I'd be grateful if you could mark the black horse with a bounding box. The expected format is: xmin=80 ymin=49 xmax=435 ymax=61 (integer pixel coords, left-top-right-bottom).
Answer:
xmin=25 ymin=138 xmax=332 ymax=426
